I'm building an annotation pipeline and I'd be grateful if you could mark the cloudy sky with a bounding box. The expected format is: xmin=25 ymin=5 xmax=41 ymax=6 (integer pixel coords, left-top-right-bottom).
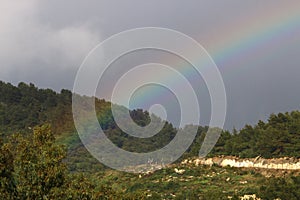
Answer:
xmin=0 ymin=0 xmax=300 ymax=129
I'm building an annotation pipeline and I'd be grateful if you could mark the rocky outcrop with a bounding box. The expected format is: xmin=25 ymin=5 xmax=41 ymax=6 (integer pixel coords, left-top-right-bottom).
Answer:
xmin=181 ymin=156 xmax=300 ymax=170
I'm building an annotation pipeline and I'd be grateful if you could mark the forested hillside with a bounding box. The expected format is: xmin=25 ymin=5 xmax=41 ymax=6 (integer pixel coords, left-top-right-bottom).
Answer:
xmin=210 ymin=111 xmax=300 ymax=158
xmin=0 ymin=81 xmax=73 ymax=134
xmin=1 ymin=81 xmax=300 ymax=199
xmin=0 ymin=81 xmax=180 ymax=172
xmin=1 ymin=81 xmax=300 ymax=165
xmin=1 ymin=125 xmax=299 ymax=199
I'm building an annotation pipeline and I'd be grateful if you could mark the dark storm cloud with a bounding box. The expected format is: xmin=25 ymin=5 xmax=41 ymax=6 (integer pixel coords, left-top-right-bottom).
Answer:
xmin=0 ymin=0 xmax=100 ymax=90
xmin=0 ymin=0 xmax=299 ymax=129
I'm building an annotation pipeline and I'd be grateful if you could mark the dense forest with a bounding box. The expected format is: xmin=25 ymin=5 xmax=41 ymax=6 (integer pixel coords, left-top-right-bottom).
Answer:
xmin=1 ymin=81 xmax=300 ymax=199
xmin=1 ymin=81 xmax=299 ymax=160
xmin=0 ymin=81 xmax=179 ymax=172
xmin=210 ymin=111 xmax=300 ymax=158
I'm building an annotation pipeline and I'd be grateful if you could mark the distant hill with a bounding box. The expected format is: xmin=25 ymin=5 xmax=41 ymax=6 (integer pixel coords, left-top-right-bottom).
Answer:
xmin=1 ymin=80 xmax=300 ymax=199
xmin=0 ymin=81 xmax=299 ymax=173
xmin=0 ymin=81 xmax=182 ymax=171
xmin=210 ymin=111 xmax=300 ymax=158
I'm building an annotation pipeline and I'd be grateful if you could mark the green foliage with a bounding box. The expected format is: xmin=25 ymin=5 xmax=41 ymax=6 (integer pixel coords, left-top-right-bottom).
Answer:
xmin=0 ymin=125 xmax=66 ymax=199
xmin=0 ymin=81 xmax=181 ymax=171
xmin=0 ymin=136 xmax=15 ymax=199
xmin=211 ymin=111 xmax=300 ymax=158
xmin=0 ymin=81 xmax=65 ymax=133
xmin=0 ymin=125 xmax=117 ymax=199
xmin=1 ymin=81 xmax=300 ymax=199
xmin=13 ymin=124 xmax=66 ymax=199
xmin=0 ymin=123 xmax=299 ymax=199
xmin=258 ymin=176 xmax=300 ymax=200
xmin=2 ymin=81 xmax=300 ymax=165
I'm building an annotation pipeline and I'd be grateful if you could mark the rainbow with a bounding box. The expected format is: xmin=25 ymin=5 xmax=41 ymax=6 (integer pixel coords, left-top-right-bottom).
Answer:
xmin=206 ymin=3 xmax=300 ymax=66
xmin=99 ymin=3 xmax=300 ymax=114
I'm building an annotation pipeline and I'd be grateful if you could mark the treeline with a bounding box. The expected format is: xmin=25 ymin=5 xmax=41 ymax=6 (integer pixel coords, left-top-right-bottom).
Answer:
xmin=0 ymin=81 xmax=73 ymax=134
xmin=1 ymin=81 xmax=300 ymax=199
xmin=0 ymin=81 xmax=179 ymax=171
xmin=1 ymin=81 xmax=300 ymax=166
xmin=175 ymin=111 xmax=300 ymax=160
xmin=0 ymin=82 xmax=176 ymax=151
xmin=210 ymin=111 xmax=300 ymax=158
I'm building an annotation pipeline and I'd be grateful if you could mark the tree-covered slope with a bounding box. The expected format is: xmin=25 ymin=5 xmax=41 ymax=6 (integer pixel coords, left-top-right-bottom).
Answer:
xmin=210 ymin=111 xmax=300 ymax=158
xmin=1 ymin=81 xmax=300 ymax=199
xmin=0 ymin=81 xmax=74 ymax=134
xmin=0 ymin=81 xmax=181 ymax=171
xmin=1 ymin=80 xmax=300 ymax=170
xmin=1 ymin=125 xmax=299 ymax=199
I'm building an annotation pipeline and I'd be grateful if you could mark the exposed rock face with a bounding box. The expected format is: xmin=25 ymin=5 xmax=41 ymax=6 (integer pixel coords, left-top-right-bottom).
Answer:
xmin=182 ymin=156 xmax=300 ymax=170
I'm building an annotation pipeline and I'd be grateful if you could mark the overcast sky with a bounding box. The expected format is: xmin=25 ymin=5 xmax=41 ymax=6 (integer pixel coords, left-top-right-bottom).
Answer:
xmin=0 ymin=0 xmax=300 ymax=129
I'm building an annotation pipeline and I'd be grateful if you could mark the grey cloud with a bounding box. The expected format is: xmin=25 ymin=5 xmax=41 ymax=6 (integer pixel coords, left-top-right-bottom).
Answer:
xmin=0 ymin=0 xmax=300 ymax=129
xmin=0 ymin=0 xmax=100 ymax=90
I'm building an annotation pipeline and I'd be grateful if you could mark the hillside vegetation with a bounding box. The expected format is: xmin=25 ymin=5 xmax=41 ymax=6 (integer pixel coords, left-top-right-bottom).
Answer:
xmin=1 ymin=81 xmax=300 ymax=199
xmin=1 ymin=81 xmax=299 ymax=161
